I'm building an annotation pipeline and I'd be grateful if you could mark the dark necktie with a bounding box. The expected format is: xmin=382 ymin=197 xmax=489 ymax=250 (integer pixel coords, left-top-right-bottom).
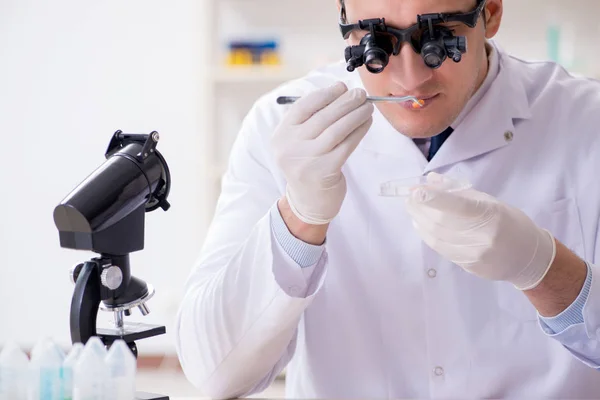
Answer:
xmin=428 ymin=127 xmax=454 ymax=161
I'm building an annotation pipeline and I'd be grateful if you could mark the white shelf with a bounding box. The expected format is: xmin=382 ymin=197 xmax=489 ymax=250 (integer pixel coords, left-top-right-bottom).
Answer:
xmin=210 ymin=66 xmax=309 ymax=84
xmin=204 ymin=0 xmax=342 ymax=211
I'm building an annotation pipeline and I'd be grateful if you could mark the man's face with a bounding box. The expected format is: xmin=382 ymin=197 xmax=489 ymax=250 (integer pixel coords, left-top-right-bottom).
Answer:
xmin=342 ymin=0 xmax=502 ymax=138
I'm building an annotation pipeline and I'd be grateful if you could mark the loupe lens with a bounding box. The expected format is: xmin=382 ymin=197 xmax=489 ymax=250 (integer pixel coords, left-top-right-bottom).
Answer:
xmin=364 ymin=49 xmax=388 ymax=73
xmin=423 ymin=53 xmax=441 ymax=68
xmin=366 ymin=59 xmax=386 ymax=73
xmin=421 ymin=43 xmax=445 ymax=69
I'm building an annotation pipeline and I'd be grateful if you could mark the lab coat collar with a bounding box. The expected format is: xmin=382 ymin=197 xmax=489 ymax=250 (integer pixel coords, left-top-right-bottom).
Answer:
xmin=359 ymin=41 xmax=533 ymax=172
xmin=450 ymin=40 xmax=500 ymax=130
xmin=425 ymin=41 xmax=532 ymax=172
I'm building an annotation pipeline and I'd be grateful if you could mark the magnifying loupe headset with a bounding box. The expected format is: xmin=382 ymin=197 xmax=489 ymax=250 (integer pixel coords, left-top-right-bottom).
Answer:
xmin=339 ymin=0 xmax=487 ymax=73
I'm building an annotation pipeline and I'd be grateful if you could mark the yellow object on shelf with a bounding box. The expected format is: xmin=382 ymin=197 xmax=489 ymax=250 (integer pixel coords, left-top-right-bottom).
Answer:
xmin=226 ymin=49 xmax=254 ymax=66
xmin=225 ymin=39 xmax=281 ymax=66
xmin=261 ymin=51 xmax=281 ymax=66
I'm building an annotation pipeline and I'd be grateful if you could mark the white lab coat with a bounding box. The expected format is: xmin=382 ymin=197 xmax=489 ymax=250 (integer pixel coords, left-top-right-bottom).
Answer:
xmin=175 ymin=41 xmax=600 ymax=399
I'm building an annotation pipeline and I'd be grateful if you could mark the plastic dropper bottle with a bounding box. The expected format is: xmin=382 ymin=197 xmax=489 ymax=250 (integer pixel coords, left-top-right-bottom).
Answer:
xmin=105 ymin=340 xmax=137 ymax=400
xmin=61 ymin=343 xmax=84 ymax=400
xmin=0 ymin=341 xmax=29 ymax=400
xmin=30 ymin=337 xmax=53 ymax=362
xmin=73 ymin=337 xmax=110 ymax=400
xmin=28 ymin=336 xmax=53 ymax=400
xmin=37 ymin=340 xmax=65 ymax=400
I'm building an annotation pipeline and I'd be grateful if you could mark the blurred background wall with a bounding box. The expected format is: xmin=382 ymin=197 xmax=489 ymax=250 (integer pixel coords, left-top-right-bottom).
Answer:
xmin=1 ymin=0 xmax=599 ymax=360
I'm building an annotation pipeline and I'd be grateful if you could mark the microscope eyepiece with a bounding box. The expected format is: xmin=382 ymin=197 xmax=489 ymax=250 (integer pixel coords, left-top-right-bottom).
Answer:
xmin=53 ymin=130 xmax=171 ymax=255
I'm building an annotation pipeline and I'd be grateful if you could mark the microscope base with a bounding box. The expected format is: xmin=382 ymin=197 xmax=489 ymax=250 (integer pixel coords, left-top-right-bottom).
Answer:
xmin=136 ymin=391 xmax=169 ymax=400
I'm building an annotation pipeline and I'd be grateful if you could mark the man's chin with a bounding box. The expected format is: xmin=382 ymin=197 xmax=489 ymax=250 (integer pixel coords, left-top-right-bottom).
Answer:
xmin=380 ymin=106 xmax=456 ymax=139
xmin=391 ymin=120 xmax=451 ymax=139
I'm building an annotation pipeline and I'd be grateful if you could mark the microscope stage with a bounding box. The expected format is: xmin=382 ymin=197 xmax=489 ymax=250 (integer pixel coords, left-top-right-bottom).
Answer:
xmin=97 ymin=321 xmax=166 ymax=343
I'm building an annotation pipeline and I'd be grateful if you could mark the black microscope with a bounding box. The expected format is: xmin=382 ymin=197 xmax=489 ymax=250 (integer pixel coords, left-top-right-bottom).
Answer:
xmin=53 ymin=130 xmax=172 ymax=400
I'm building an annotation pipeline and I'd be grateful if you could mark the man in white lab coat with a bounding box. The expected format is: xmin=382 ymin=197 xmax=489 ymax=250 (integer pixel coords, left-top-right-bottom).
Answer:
xmin=175 ymin=0 xmax=600 ymax=398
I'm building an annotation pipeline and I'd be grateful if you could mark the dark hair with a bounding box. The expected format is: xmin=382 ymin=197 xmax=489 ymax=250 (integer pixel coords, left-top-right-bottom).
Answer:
xmin=340 ymin=0 xmax=488 ymax=28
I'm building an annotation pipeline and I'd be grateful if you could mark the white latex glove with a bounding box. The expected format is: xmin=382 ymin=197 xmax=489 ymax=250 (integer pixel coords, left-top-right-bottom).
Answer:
xmin=405 ymin=173 xmax=557 ymax=291
xmin=271 ymin=82 xmax=374 ymax=225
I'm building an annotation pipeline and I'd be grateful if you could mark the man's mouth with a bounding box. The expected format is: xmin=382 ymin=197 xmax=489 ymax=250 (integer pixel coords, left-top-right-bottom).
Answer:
xmin=392 ymin=93 xmax=439 ymax=110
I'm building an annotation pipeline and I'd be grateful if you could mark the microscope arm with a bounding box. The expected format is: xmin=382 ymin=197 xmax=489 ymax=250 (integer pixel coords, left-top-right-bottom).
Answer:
xmin=70 ymin=261 xmax=101 ymax=344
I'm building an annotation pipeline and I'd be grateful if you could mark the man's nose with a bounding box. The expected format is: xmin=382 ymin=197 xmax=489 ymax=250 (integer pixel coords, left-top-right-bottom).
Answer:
xmin=387 ymin=43 xmax=433 ymax=93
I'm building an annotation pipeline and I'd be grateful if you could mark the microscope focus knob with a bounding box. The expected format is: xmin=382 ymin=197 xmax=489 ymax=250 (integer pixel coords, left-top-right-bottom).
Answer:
xmin=70 ymin=263 xmax=85 ymax=285
xmin=101 ymin=266 xmax=123 ymax=290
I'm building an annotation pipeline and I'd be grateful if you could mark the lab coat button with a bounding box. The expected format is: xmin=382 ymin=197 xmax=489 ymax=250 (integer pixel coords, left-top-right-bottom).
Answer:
xmin=504 ymin=131 xmax=514 ymax=142
xmin=433 ymin=366 xmax=444 ymax=376
xmin=427 ymin=269 xmax=437 ymax=278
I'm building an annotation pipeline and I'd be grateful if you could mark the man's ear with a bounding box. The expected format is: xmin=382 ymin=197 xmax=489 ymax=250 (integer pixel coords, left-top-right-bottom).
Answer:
xmin=483 ymin=0 xmax=503 ymax=38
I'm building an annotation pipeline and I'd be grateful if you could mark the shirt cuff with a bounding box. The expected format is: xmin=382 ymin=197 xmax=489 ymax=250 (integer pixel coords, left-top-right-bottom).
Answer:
xmin=269 ymin=202 xmax=325 ymax=268
xmin=539 ymin=262 xmax=593 ymax=334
